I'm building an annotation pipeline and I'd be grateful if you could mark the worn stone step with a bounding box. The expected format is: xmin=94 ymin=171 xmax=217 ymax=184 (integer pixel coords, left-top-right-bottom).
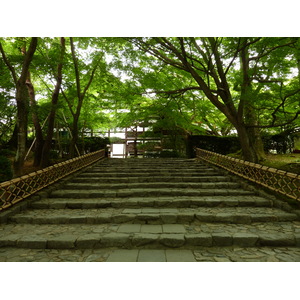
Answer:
xmin=71 ymin=176 xmax=231 ymax=184
xmin=62 ymin=181 xmax=240 ymax=190
xmin=0 ymin=223 xmax=299 ymax=249
xmin=91 ymin=166 xmax=215 ymax=172
xmin=82 ymin=170 xmax=222 ymax=177
xmin=99 ymin=159 xmax=198 ymax=165
xmin=30 ymin=196 xmax=273 ymax=209
xmin=1 ymin=247 xmax=300 ymax=262
xmin=9 ymin=207 xmax=297 ymax=225
xmin=50 ymin=188 xmax=255 ymax=198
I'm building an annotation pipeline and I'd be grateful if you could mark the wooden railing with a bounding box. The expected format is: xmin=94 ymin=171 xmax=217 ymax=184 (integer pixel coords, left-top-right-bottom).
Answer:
xmin=196 ymin=148 xmax=300 ymax=202
xmin=0 ymin=149 xmax=105 ymax=211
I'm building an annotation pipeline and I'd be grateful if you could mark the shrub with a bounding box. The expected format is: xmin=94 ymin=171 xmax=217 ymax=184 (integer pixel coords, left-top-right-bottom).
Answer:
xmin=187 ymin=135 xmax=240 ymax=157
xmin=160 ymin=150 xmax=180 ymax=158
xmin=0 ymin=155 xmax=13 ymax=183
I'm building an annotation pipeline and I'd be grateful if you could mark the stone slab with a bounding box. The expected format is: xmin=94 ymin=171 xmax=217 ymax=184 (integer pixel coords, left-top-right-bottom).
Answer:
xmin=118 ymin=224 xmax=141 ymax=233
xmin=141 ymin=225 xmax=163 ymax=233
xmin=165 ymin=250 xmax=196 ymax=262
xmin=106 ymin=250 xmax=139 ymax=262
xmin=162 ymin=224 xmax=186 ymax=233
xmin=138 ymin=250 xmax=166 ymax=262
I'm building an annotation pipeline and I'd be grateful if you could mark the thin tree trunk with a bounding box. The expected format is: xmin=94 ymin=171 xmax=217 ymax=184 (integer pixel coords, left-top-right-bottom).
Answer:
xmin=13 ymin=83 xmax=29 ymax=176
xmin=68 ymin=37 xmax=99 ymax=158
xmin=40 ymin=37 xmax=65 ymax=168
xmin=26 ymin=72 xmax=44 ymax=167
xmin=69 ymin=116 xmax=80 ymax=157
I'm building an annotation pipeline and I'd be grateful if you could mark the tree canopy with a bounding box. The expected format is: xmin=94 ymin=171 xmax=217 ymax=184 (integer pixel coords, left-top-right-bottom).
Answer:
xmin=0 ymin=37 xmax=299 ymax=176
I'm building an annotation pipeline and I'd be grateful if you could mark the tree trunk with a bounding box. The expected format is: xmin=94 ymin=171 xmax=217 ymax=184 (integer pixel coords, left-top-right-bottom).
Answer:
xmin=238 ymin=38 xmax=266 ymax=163
xmin=13 ymin=82 xmax=29 ymax=176
xmin=40 ymin=37 xmax=65 ymax=168
xmin=26 ymin=73 xmax=44 ymax=167
xmin=14 ymin=38 xmax=38 ymax=176
xmin=134 ymin=126 xmax=138 ymax=157
xmin=7 ymin=124 xmax=18 ymax=150
xmin=69 ymin=118 xmax=79 ymax=158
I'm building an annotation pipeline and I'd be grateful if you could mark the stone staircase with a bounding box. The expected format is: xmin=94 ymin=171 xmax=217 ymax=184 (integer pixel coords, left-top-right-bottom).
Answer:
xmin=1 ymin=158 xmax=300 ymax=261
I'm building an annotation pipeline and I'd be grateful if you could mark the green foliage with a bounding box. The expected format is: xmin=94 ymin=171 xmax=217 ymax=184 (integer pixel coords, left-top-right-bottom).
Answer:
xmin=160 ymin=150 xmax=181 ymax=158
xmin=262 ymin=134 xmax=294 ymax=154
xmin=0 ymin=155 xmax=13 ymax=182
xmin=81 ymin=137 xmax=110 ymax=152
xmin=1 ymin=37 xmax=300 ymax=163
xmin=188 ymin=135 xmax=241 ymax=156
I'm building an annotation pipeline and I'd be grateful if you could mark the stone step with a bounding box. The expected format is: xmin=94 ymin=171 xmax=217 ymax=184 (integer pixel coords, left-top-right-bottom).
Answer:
xmin=2 ymin=247 xmax=300 ymax=262
xmin=62 ymin=182 xmax=240 ymax=190
xmin=50 ymin=188 xmax=255 ymax=198
xmin=99 ymin=159 xmax=197 ymax=165
xmin=30 ymin=196 xmax=273 ymax=209
xmin=71 ymin=176 xmax=231 ymax=183
xmin=91 ymin=166 xmax=215 ymax=171
xmin=0 ymin=223 xmax=299 ymax=249
xmin=9 ymin=207 xmax=298 ymax=225
xmin=82 ymin=170 xmax=222 ymax=177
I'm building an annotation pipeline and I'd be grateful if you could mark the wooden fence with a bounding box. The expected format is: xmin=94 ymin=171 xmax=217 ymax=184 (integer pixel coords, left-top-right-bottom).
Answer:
xmin=196 ymin=148 xmax=300 ymax=201
xmin=0 ymin=149 xmax=105 ymax=211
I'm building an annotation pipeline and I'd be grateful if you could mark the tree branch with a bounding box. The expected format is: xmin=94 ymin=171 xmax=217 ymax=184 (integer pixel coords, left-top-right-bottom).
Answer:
xmin=246 ymin=111 xmax=300 ymax=128
xmin=70 ymin=37 xmax=81 ymax=100
xmin=0 ymin=41 xmax=18 ymax=84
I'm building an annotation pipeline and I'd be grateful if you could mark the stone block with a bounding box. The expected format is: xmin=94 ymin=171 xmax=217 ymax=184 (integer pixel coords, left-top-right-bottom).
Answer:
xmin=66 ymin=202 xmax=83 ymax=209
xmin=177 ymin=213 xmax=194 ymax=223
xmin=47 ymin=235 xmax=77 ymax=249
xmin=232 ymin=214 xmax=252 ymax=224
xmin=212 ymin=233 xmax=233 ymax=246
xmin=50 ymin=202 xmax=68 ymax=209
xmin=17 ymin=236 xmax=47 ymax=249
xmin=100 ymin=233 xmax=130 ymax=247
xmin=251 ymin=214 xmax=277 ymax=222
xmin=112 ymin=214 xmax=135 ymax=223
xmin=76 ymin=234 xmax=101 ymax=248
xmin=295 ymin=234 xmax=300 ymax=246
xmin=185 ymin=233 xmax=212 ymax=246
xmin=195 ymin=212 xmax=216 ymax=222
xmin=259 ymin=234 xmax=296 ymax=247
xmin=131 ymin=233 xmax=158 ymax=247
xmin=68 ymin=216 xmax=87 ymax=224
xmin=215 ymin=213 xmax=235 ymax=223
xmin=159 ymin=234 xmax=185 ymax=248
xmin=232 ymin=233 xmax=259 ymax=247
xmin=136 ymin=214 xmax=160 ymax=223
xmin=160 ymin=214 xmax=178 ymax=224
xmin=0 ymin=234 xmax=22 ymax=247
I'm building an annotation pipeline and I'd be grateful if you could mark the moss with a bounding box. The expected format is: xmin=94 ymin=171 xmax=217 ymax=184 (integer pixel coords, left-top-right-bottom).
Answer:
xmin=261 ymin=154 xmax=300 ymax=174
